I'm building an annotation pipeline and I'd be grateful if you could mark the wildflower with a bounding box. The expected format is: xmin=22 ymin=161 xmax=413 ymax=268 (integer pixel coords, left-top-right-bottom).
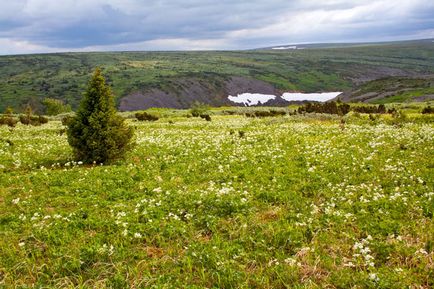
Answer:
xmin=369 ymin=273 xmax=379 ymax=282
xmin=284 ymin=257 xmax=301 ymax=267
xmin=415 ymin=248 xmax=428 ymax=255
xmin=134 ymin=232 xmax=142 ymax=238
xmin=12 ymin=198 xmax=20 ymax=204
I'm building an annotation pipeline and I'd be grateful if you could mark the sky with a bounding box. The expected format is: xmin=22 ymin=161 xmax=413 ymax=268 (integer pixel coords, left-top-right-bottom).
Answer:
xmin=0 ymin=0 xmax=434 ymax=55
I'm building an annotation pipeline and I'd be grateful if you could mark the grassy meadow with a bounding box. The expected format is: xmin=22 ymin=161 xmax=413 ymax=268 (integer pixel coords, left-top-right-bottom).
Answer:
xmin=0 ymin=109 xmax=433 ymax=288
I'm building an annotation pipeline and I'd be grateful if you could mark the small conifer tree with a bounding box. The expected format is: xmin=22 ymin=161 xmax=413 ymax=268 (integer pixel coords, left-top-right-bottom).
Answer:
xmin=67 ymin=68 xmax=134 ymax=163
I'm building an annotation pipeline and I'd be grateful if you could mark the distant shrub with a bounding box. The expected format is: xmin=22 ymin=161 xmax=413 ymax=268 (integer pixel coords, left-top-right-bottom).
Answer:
xmin=19 ymin=115 xmax=46 ymax=126
xmin=368 ymin=114 xmax=378 ymax=121
xmin=18 ymin=104 xmax=48 ymax=126
xmin=135 ymin=111 xmax=159 ymax=121
xmin=297 ymin=101 xmax=350 ymax=115
xmin=245 ymin=110 xmax=286 ymax=118
xmin=422 ymin=106 xmax=434 ymax=114
xmin=352 ymin=104 xmax=389 ymax=114
xmin=0 ymin=107 xmax=18 ymax=127
xmin=391 ymin=110 xmax=407 ymax=125
xmin=38 ymin=115 xmax=49 ymax=124
xmin=4 ymin=107 xmax=14 ymax=115
xmin=19 ymin=115 xmax=31 ymax=125
xmin=190 ymin=101 xmax=209 ymax=117
xmin=200 ymin=114 xmax=212 ymax=121
xmin=43 ymin=98 xmax=72 ymax=115
xmin=0 ymin=116 xmax=18 ymax=127
xmin=61 ymin=115 xmax=73 ymax=126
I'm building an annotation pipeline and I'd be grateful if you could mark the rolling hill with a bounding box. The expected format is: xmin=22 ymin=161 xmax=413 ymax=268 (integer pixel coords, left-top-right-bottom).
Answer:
xmin=1 ymin=39 xmax=434 ymax=112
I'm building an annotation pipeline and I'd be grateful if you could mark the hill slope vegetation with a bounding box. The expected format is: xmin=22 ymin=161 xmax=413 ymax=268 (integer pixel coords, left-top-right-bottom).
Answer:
xmin=1 ymin=39 xmax=434 ymax=112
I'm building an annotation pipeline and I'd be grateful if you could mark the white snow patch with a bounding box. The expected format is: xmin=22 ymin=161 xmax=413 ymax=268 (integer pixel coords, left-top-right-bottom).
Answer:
xmin=281 ymin=92 xmax=342 ymax=102
xmin=228 ymin=93 xmax=276 ymax=106
xmin=228 ymin=92 xmax=342 ymax=106
xmin=272 ymin=46 xmax=297 ymax=50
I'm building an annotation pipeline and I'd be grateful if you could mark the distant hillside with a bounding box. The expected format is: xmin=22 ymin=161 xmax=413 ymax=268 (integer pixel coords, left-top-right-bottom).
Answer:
xmin=259 ymin=38 xmax=434 ymax=50
xmin=1 ymin=39 xmax=434 ymax=112
xmin=335 ymin=75 xmax=434 ymax=104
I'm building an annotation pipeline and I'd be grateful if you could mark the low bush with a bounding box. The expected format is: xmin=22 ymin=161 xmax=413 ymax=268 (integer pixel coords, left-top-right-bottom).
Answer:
xmin=245 ymin=110 xmax=287 ymax=118
xmin=0 ymin=116 xmax=18 ymax=127
xmin=61 ymin=115 xmax=74 ymax=126
xmin=422 ymin=106 xmax=434 ymax=114
xmin=19 ymin=115 xmax=48 ymax=126
xmin=352 ymin=104 xmax=387 ymax=114
xmin=38 ymin=115 xmax=49 ymax=124
xmin=199 ymin=114 xmax=212 ymax=121
xmin=298 ymin=101 xmax=350 ymax=115
xmin=135 ymin=112 xmax=159 ymax=121
xmin=190 ymin=101 xmax=209 ymax=117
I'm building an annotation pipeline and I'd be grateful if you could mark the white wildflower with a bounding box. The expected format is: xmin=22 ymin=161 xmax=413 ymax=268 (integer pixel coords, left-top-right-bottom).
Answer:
xmin=369 ymin=273 xmax=379 ymax=282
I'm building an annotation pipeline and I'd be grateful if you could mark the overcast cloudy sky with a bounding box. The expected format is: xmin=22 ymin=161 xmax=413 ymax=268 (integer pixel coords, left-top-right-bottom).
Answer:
xmin=0 ymin=0 xmax=433 ymax=55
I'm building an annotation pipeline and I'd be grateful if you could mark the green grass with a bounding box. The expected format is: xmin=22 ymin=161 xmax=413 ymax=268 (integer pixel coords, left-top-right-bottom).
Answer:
xmin=1 ymin=111 xmax=433 ymax=288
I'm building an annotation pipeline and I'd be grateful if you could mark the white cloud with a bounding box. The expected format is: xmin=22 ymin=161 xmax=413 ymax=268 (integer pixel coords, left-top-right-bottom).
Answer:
xmin=0 ymin=38 xmax=57 ymax=55
xmin=226 ymin=0 xmax=434 ymax=43
xmin=80 ymin=37 xmax=235 ymax=51
xmin=0 ymin=0 xmax=433 ymax=54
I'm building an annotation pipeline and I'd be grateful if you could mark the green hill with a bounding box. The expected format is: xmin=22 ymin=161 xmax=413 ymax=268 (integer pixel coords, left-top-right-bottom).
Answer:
xmin=1 ymin=39 xmax=434 ymax=112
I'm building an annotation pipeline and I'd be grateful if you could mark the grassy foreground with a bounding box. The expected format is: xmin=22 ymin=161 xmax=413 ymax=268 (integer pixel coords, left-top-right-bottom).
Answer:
xmin=0 ymin=112 xmax=433 ymax=288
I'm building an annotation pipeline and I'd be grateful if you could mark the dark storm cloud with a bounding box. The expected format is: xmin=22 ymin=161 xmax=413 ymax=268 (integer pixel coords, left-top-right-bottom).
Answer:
xmin=0 ymin=0 xmax=433 ymax=54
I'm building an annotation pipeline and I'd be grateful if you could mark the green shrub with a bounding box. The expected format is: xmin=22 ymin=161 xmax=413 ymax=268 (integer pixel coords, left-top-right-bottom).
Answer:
xmin=190 ymin=101 xmax=209 ymax=117
xmin=67 ymin=68 xmax=134 ymax=164
xmin=0 ymin=107 xmax=18 ymax=127
xmin=135 ymin=111 xmax=159 ymax=121
xmin=19 ymin=114 xmax=31 ymax=125
xmin=19 ymin=115 xmax=48 ymax=126
xmin=422 ymin=106 xmax=434 ymax=114
xmin=19 ymin=105 xmax=48 ymax=126
xmin=61 ymin=115 xmax=73 ymax=126
xmin=42 ymin=98 xmax=72 ymax=115
xmin=297 ymin=101 xmax=350 ymax=115
xmin=38 ymin=115 xmax=49 ymax=124
xmin=352 ymin=104 xmax=387 ymax=114
xmin=0 ymin=116 xmax=18 ymax=127
xmin=4 ymin=106 xmax=14 ymax=115
xmin=245 ymin=110 xmax=286 ymax=118
xmin=200 ymin=114 xmax=212 ymax=121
